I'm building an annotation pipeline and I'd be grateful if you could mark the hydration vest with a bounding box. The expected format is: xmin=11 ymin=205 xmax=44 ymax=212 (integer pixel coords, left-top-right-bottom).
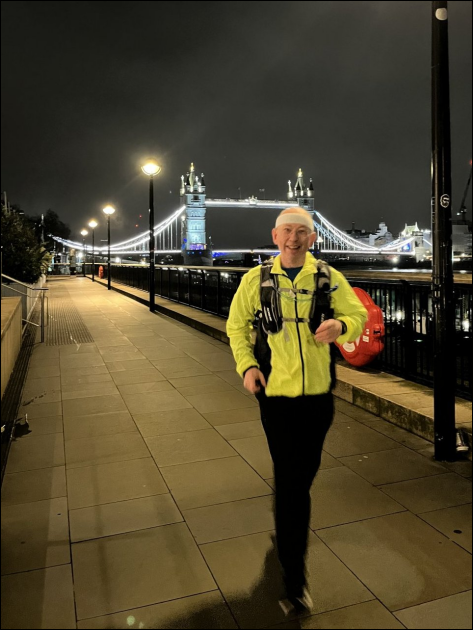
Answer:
xmin=258 ymin=257 xmax=336 ymax=335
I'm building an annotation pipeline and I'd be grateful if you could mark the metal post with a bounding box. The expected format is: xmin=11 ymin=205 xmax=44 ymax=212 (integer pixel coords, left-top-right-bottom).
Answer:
xmin=149 ymin=177 xmax=155 ymax=312
xmin=91 ymin=230 xmax=95 ymax=282
xmin=40 ymin=290 xmax=45 ymax=343
xmin=402 ymin=281 xmax=416 ymax=377
xmin=431 ymin=1 xmax=456 ymax=461
xmin=107 ymin=215 xmax=111 ymax=290
xmin=82 ymin=238 xmax=86 ymax=276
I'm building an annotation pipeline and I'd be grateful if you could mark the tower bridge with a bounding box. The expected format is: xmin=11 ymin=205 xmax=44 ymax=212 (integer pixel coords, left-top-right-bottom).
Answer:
xmin=54 ymin=164 xmax=429 ymax=264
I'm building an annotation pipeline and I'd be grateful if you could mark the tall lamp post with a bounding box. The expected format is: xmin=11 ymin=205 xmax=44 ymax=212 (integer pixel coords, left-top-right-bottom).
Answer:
xmin=141 ymin=159 xmax=162 ymax=312
xmin=80 ymin=229 xmax=88 ymax=276
xmin=102 ymin=206 xmax=116 ymax=290
xmin=88 ymin=220 xmax=98 ymax=282
xmin=431 ymin=1 xmax=456 ymax=461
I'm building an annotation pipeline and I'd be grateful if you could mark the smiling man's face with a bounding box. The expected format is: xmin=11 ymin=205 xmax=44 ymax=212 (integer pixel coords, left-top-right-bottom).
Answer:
xmin=272 ymin=222 xmax=316 ymax=268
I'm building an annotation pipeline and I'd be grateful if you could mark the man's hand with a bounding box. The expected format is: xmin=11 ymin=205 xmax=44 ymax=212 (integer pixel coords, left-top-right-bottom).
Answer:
xmin=243 ymin=368 xmax=267 ymax=394
xmin=314 ymin=319 xmax=343 ymax=344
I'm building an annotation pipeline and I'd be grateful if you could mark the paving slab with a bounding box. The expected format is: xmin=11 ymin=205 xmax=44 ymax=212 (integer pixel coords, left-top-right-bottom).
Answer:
xmin=1 ymin=466 xmax=66 ymax=506
xmin=72 ymin=523 xmax=216 ymax=620
xmin=1 ymin=565 xmax=76 ymax=629
xmin=419 ymin=504 xmax=472 ymax=553
xmin=395 ymin=591 xmax=472 ymax=629
xmin=76 ymin=591 xmax=237 ymax=629
xmin=201 ymin=530 xmax=373 ymax=629
xmin=146 ymin=428 xmax=237 ymax=466
xmin=66 ymin=458 xmax=169 ymax=509
xmin=160 ymin=456 xmax=272 ymax=510
xmin=269 ymin=600 xmax=404 ymax=629
xmin=318 ymin=512 xmax=472 ymax=611
xmin=70 ymin=493 xmax=183 ymax=542
xmin=1 ymin=497 xmax=70 ymax=575
xmin=65 ymin=432 xmax=149 ymax=468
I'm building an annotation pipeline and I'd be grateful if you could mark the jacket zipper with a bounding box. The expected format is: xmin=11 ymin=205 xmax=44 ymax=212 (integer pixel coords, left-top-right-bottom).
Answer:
xmin=292 ymin=279 xmax=305 ymax=395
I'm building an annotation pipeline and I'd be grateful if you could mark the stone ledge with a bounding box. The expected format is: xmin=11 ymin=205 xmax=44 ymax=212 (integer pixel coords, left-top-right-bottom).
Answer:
xmin=1 ymin=297 xmax=22 ymax=340
xmin=1 ymin=297 xmax=22 ymax=398
xmin=334 ymin=364 xmax=472 ymax=453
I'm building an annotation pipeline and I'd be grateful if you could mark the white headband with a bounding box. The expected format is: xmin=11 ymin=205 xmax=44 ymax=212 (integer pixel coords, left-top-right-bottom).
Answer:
xmin=275 ymin=213 xmax=314 ymax=232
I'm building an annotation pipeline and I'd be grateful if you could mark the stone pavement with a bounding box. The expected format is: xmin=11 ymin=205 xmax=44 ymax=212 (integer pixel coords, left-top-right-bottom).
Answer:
xmin=1 ymin=276 xmax=471 ymax=629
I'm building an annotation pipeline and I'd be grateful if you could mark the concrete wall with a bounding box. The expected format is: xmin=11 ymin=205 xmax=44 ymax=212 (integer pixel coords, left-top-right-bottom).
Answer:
xmin=1 ymin=297 xmax=22 ymax=399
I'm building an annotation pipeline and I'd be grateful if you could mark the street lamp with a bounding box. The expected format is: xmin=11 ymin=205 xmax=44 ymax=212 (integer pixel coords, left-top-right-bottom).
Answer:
xmin=102 ymin=205 xmax=116 ymax=290
xmin=431 ymin=0 xmax=455 ymax=460
xmin=88 ymin=220 xmax=98 ymax=282
xmin=80 ymin=229 xmax=88 ymax=276
xmin=141 ymin=158 xmax=162 ymax=312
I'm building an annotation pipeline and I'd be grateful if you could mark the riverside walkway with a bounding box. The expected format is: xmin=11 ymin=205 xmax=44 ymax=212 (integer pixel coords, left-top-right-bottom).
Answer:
xmin=1 ymin=276 xmax=471 ymax=629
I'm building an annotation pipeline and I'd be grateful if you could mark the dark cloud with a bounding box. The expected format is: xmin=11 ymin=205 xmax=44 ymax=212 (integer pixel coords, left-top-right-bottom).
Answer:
xmin=1 ymin=1 xmax=471 ymax=249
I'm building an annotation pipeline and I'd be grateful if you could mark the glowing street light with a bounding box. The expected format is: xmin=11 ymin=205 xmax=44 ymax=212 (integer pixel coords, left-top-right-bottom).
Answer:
xmin=102 ymin=205 xmax=116 ymax=290
xmin=80 ymin=229 xmax=88 ymax=276
xmin=88 ymin=220 xmax=98 ymax=282
xmin=141 ymin=158 xmax=162 ymax=312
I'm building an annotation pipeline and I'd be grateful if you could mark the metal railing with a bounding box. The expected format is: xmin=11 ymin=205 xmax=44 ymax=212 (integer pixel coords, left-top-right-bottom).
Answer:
xmin=1 ymin=274 xmax=49 ymax=342
xmin=96 ymin=264 xmax=472 ymax=399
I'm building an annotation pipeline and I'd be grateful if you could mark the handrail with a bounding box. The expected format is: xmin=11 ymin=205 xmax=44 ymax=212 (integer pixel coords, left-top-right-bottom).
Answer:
xmin=1 ymin=273 xmax=49 ymax=291
xmin=1 ymin=273 xmax=48 ymax=342
xmin=22 ymin=319 xmax=40 ymax=327
xmin=1 ymin=284 xmax=28 ymax=297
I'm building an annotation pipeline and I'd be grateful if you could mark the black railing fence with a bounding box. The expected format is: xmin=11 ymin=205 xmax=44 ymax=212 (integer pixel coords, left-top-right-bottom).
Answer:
xmin=90 ymin=264 xmax=471 ymax=400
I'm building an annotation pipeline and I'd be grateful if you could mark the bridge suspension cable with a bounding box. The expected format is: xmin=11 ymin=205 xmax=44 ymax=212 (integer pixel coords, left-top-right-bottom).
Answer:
xmin=53 ymin=202 xmax=419 ymax=255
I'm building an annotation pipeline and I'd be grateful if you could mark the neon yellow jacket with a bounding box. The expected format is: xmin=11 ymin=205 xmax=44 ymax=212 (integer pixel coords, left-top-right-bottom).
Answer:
xmin=226 ymin=253 xmax=367 ymax=397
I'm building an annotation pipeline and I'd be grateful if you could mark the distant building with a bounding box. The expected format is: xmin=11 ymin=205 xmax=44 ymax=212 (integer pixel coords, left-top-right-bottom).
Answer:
xmin=345 ymin=221 xmax=393 ymax=248
xmin=451 ymin=218 xmax=472 ymax=257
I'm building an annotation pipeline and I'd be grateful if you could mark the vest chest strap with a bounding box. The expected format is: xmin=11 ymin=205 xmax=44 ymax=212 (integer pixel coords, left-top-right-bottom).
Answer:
xmin=282 ymin=317 xmax=311 ymax=324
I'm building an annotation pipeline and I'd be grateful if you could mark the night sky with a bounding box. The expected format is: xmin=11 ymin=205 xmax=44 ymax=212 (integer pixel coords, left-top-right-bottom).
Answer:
xmin=1 ymin=1 xmax=472 ymax=249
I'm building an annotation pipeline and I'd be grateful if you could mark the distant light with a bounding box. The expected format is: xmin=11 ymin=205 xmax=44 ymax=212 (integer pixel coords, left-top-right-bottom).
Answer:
xmin=141 ymin=159 xmax=161 ymax=176
xmin=115 ymin=257 xmax=121 ymax=263
xmin=393 ymin=267 xmax=399 ymax=271
xmin=103 ymin=205 xmax=116 ymax=216
xmin=460 ymin=270 xmax=467 ymax=274
xmin=80 ymin=229 xmax=88 ymax=236
xmin=462 ymin=320 xmax=471 ymax=332
xmin=88 ymin=220 xmax=98 ymax=229
xmin=396 ymin=310 xmax=404 ymax=321
xmin=135 ymin=224 xmax=139 ymax=228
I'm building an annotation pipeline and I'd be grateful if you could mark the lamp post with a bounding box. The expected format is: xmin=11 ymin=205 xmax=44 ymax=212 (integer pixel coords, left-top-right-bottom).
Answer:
xmin=431 ymin=1 xmax=456 ymax=460
xmin=88 ymin=220 xmax=98 ymax=282
xmin=80 ymin=229 xmax=88 ymax=276
xmin=102 ymin=206 xmax=116 ymax=290
xmin=141 ymin=159 xmax=162 ymax=312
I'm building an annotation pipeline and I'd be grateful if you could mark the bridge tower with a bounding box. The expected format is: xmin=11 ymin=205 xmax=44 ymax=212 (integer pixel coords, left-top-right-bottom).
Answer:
xmin=287 ymin=168 xmax=314 ymax=214
xmin=180 ymin=162 xmax=212 ymax=265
